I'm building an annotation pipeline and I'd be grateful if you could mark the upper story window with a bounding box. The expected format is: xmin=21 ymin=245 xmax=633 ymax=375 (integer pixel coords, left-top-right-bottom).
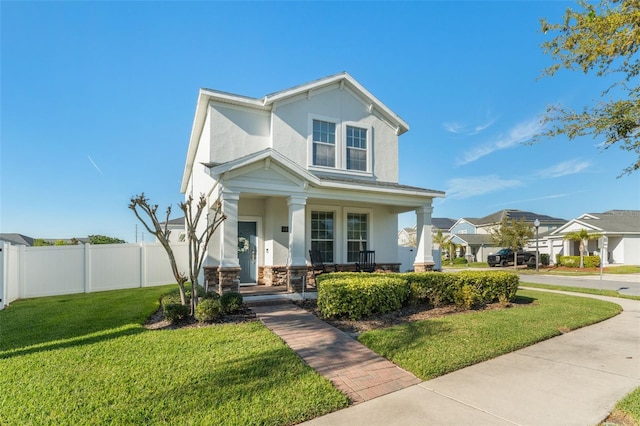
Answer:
xmin=309 ymin=117 xmax=371 ymax=174
xmin=346 ymin=126 xmax=367 ymax=171
xmin=312 ymin=120 xmax=336 ymax=167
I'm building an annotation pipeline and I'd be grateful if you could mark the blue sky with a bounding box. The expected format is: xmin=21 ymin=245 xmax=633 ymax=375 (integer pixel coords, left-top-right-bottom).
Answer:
xmin=2 ymin=1 xmax=639 ymax=242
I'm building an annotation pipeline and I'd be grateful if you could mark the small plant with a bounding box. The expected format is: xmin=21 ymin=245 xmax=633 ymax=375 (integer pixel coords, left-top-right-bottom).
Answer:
xmin=161 ymin=292 xmax=190 ymax=323
xmin=452 ymin=256 xmax=468 ymax=265
xmin=220 ymin=292 xmax=243 ymax=314
xmin=163 ymin=303 xmax=190 ymax=323
xmin=540 ymin=253 xmax=550 ymax=266
xmin=195 ymin=298 xmax=222 ymax=322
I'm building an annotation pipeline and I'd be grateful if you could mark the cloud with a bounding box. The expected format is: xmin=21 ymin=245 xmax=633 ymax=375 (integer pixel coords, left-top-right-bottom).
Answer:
xmin=87 ymin=155 xmax=104 ymax=175
xmin=443 ymin=117 xmax=497 ymax=136
xmin=457 ymin=117 xmax=542 ymax=165
xmin=534 ymin=159 xmax=592 ymax=178
xmin=445 ymin=175 xmax=524 ymax=199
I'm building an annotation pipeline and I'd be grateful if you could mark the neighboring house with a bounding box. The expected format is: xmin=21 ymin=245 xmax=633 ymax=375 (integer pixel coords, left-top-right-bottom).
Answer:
xmin=0 ymin=233 xmax=35 ymax=246
xmin=450 ymin=210 xmax=566 ymax=262
xmin=545 ymin=210 xmax=640 ymax=265
xmin=398 ymin=217 xmax=455 ymax=247
xmin=158 ymin=217 xmax=186 ymax=243
xmin=181 ymin=72 xmax=445 ymax=293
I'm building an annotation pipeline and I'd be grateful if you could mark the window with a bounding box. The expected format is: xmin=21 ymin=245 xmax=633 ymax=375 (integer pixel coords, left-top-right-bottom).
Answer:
xmin=311 ymin=211 xmax=334 ymax=263
xmin=346 ymin=126 xmax=367 ymax=171
xmin=312 ymin=120 xmax=336 ymax=167
xmin=346 ymin=213 xmax=368 ymax=262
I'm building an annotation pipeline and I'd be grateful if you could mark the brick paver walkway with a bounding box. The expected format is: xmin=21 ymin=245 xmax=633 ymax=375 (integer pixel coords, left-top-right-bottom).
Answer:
xmin=251 ymin=304 xmax=421 ymax=404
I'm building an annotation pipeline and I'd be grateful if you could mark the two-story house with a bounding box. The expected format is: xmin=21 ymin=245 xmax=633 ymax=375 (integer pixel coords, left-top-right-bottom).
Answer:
xmin=181 ymin=73 xmax=444 ymax=293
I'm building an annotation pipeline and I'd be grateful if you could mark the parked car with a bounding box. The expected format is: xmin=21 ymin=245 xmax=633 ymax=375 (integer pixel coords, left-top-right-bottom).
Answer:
xmin=488 ymin=248 xmax=536 ymax=267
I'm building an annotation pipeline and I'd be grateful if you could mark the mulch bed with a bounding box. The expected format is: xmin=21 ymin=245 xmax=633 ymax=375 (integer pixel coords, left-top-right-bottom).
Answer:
xmin=144 ymin=305 xmax=257 ymax=330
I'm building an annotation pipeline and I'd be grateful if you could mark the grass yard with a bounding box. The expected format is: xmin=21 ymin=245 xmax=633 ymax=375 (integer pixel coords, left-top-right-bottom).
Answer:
xmin=358 ymin=289 xmax=622 ymax=380
xmin=0 ymin=287 xmax=348 ymax=425
xmin=611 ymin=387 xmax=640 ymax=425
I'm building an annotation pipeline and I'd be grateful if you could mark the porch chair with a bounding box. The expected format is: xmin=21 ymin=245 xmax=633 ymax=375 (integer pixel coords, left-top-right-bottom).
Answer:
xmin=309 ymin=249 xmax=337 ymax=282
xmin=355 ymin=250 xmax=376 ymax=273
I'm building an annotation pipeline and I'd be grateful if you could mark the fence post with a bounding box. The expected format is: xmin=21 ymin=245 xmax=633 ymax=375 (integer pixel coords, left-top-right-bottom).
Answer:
xmin=84 ymin=243 xmax=92 ymax=293
xmin=18 ymin=244 xmax=26 ymax=299
xmin=140 ymin=242 xmax=146 ymax=288
xmin=0 ymin=243 xmax=6 ymax=310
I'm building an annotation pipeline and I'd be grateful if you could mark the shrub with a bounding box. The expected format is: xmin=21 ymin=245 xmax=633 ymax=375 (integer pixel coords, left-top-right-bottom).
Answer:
xmin=405 ymin=272 xmax=453 ymax=307
xmin=201 ymin=290 xmax=221 ymax=300
xmin=558 ymin=256 xmax=579 ymax=267
xmin=584 ymin=255 xmax=601 ymax=268
xmin=453 ymin=284 xmax=482 ymax=309
xmin=317 ymin=274 xmax=408 ymax=320
xmin=195 ymin=298 xmax=222 ymax=322
xmin=161 ymin=292 xmax=189 ymax=323
xmin=452 ymin=256 xmax=468 ymax=265
xmin=540 ymin=253 xmax=550 ymax=266
xmin=220 ymin=292 xmax=243 ymax=313
xmin=453 ymin=271 xmax=519 ymax=304
xmin=163 ymin=303 xmax=189 ymax=323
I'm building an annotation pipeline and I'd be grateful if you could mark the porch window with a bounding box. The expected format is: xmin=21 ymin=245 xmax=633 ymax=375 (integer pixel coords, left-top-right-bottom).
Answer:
xmin=347 ymin=213 xmax=368 ymax=262
xmin=311 ymin=211 xmax=334 ymax=263
xmin=312 ymin=120 xmax=336 ymax=167
xmin=346 ymin=126 xmax=367 ymax=171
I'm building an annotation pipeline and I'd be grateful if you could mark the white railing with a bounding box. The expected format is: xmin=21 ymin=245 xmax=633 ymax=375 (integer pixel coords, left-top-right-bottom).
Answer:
xmin=0 ymin=242 xmax=189 ymax=309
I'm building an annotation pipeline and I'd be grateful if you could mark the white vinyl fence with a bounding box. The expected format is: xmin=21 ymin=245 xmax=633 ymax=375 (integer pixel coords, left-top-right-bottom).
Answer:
xmin=0 ymin=242 xmax=189 ymax=309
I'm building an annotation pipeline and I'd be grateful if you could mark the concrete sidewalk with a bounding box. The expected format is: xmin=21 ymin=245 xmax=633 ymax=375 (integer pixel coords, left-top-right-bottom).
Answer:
xmin=298 ymin=291 xmax=640 ymax=426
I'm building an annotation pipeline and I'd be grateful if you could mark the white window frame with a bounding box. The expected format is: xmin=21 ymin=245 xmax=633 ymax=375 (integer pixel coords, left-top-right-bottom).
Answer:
xmin=307 ymin=204 xmax=342 ymax=263
xmin=308 ymin=115 xmax=372 ymax=176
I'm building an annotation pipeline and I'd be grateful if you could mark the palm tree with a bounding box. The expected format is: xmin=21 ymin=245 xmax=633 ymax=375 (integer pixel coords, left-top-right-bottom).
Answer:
xmin=563 ymin=229 xmax=602 ymax=268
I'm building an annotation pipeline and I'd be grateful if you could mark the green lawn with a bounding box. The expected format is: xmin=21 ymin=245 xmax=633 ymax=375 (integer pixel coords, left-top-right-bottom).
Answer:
xmin=612 ymin=387 xmax=640 ymax=425
xmin=521 ymin=282 xmax=640 ymax=301
xmin=358 ymin=289 xmax=622 ymax=380
xmin=0 ymin=287 xmax=348 ymax=425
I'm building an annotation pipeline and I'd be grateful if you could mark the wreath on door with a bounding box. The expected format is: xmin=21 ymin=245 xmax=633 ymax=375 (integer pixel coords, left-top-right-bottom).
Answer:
xmin=238 ymin=236 xmax=249 ymax=253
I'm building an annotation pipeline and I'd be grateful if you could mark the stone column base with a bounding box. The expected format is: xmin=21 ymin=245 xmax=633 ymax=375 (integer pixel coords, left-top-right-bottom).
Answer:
xmin=287 ymin=265 xmax=308 ymax=293
xmin=413 ymin=262 xmax=435 ymax=272
xmin=204 ymin=266 xmax=241 ymax=294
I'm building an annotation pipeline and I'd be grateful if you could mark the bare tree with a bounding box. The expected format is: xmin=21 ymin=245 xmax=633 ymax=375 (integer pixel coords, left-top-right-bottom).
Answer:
xmin=129 ymin=193 xmax=226 ymax=314
xmin=180 ymin=194 xmax=226 ymax=315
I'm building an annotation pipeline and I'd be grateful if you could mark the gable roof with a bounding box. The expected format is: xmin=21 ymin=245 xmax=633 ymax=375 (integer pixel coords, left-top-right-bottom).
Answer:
xmin=0 ymin=233 xmax=35 ymax=246
xmin=181 ymin=72 xmax=410 ymax=193
xmin=551 ymin=210 xmax=640 ymax=235
xmin=450 ymin=234 xmax=494 ymax=246
xmin=476 ymin=209 xmax=566 ymax=226
xmin=432 ymin=218 xmax=456 ymax=231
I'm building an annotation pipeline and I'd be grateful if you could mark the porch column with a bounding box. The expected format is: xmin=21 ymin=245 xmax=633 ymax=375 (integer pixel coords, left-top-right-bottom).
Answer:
xmin=414 ymin=202 xmax=435 ymax=272
xmin=220 ymin=190 xmax=240 ymax=268
xmin=287 ymin=196 xmax=307 ymax=266
xmin=287 ymin=196 xmax=307 ymax=292
xmin=216 ymin=190 xmax=241 ymax=294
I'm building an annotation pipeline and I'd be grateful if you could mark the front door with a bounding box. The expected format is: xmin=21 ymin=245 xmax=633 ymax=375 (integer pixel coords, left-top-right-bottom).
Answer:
xmin=238 ymin=221 xmax=257 ymax=285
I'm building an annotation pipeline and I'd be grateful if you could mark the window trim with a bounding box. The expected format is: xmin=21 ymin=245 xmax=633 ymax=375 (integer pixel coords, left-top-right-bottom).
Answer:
xmin=307 ymin=115 xmax=373 ymax=176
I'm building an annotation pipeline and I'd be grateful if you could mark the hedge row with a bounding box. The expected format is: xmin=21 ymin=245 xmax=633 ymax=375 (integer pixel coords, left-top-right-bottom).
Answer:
xmin=556 ymin=255 xmax=600 ymax=268
xmin=316 ymin=271 xmax=519 ymax=319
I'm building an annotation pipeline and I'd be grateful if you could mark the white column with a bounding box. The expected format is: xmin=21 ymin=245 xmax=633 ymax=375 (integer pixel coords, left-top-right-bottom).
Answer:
xmin=414 ymin=202 xmax=434 ymax=266
xmin=287 ymin=196 xmax=307 ymax=266
xmin=220 ymin=190 xmax=240 ymax=268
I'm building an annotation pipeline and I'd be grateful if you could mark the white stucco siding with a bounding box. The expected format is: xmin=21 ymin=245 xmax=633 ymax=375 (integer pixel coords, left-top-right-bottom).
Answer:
xmin=271 ymin=86 xmax=399 ymax=182
xmin=371 ymin=207 xmax=399 ymax=263
xmin=264 ymin=197 xmax=289 ymax=266
xmin=209 ymin=104 xmax=270 ymax=164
